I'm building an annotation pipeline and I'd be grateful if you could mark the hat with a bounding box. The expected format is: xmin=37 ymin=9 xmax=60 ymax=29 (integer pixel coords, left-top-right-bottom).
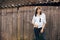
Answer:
xmin=35 ymin=6 xmax=42 ymax=10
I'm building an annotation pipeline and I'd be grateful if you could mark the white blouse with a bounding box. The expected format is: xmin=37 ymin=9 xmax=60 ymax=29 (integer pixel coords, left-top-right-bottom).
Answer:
xmin=32 ymin=13 xmax=46 ymax=28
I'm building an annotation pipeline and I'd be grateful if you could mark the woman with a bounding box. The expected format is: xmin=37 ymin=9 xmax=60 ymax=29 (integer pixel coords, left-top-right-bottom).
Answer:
xmin=32 ymin=6 xmax=46 ymax=40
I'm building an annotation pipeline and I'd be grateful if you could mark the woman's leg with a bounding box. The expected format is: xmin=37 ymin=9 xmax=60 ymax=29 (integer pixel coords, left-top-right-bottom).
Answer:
xmin=42 ymin=31 xmax=46 ymax=40
xmin=39 ymin=29 xmax=46 ymax=40
xmin=34 ymin=28 xmax=40 ymax=40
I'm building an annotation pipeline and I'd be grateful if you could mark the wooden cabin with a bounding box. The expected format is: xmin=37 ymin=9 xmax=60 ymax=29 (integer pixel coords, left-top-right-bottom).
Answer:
xmin=0 ymin=0 xmax=60 ymax=40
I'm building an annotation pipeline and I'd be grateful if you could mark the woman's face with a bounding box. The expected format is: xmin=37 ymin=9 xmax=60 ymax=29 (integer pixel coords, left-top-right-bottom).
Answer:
xmin=37 ymin=8 xmax=41 ymax=14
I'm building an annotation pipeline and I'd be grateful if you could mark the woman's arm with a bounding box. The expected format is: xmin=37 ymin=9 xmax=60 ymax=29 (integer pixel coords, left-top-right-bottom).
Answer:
xmin=41 ymin=13 xmax=46 ymax=33
xmin=32 ymin=19 xmax=38 ymax=27
xmin=32 ymin=15 xmax=38 ymax=27
xmin=41 ymin=23 xmax=46 ymax=33
xmin=32 ymin=15 xmax=35 ymax=25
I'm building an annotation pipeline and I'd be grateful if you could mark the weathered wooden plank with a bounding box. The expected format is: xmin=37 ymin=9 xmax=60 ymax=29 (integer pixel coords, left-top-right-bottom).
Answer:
xmin=0 ymin=9 xmax=2 ymax=40
xmin=17 ymin=8 xmax=21 ymax=40
xmin=1 ymin=6 xmax=60 ymax=40
xmin=1 ymin=9 xmax=7 ymax=40
xmin=12 ymin=8 xmax=17 ymax=40
xmin=6 ymin=8 xmax=13 ymax=40
xmin=57 ymin=6 xmax=60 ymax=40
xmin=19 ymin=7 xmax=24 ymax=40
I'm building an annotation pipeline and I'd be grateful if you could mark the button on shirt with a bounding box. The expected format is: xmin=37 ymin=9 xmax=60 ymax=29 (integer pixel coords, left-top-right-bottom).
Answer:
xmin=32 ymin=13 xmax=46 ymax=28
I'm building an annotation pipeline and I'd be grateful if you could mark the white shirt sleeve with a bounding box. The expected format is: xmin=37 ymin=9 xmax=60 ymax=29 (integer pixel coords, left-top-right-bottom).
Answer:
xmin=32 ymin=15 xmax=35 ymax=24
xmin=43 ymin=13 xmax=46 ymax=24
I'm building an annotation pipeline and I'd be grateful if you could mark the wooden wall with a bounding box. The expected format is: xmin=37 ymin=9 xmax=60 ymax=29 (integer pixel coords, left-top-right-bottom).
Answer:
xmin=0 ymin=9 xmax=2 ymax=40
xmin=0 ymin=6 xmax=60 ymax=40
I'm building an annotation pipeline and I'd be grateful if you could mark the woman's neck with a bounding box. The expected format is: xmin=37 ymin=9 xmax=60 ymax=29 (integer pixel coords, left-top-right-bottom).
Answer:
xmin=37 ymin=14 xmax=40 ymax=16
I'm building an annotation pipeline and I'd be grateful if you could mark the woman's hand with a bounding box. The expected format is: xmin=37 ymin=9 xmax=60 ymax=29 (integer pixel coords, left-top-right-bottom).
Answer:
xmin=40 ymin=29 xmax=44 ymax=33
xmin=34 ymin=24 xmax=38 ymax=27
xmin=34 ymin=23 xmax=38 ymax=28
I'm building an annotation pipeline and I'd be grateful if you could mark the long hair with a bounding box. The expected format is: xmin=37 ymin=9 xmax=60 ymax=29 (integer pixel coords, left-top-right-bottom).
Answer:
xmin=35 ymin=7 xmax=42 ymax=17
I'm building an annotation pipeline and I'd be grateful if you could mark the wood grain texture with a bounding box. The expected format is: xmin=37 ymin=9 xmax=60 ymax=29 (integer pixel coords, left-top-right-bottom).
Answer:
xmin=0 ymin=6 xmax=60 ymax=40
